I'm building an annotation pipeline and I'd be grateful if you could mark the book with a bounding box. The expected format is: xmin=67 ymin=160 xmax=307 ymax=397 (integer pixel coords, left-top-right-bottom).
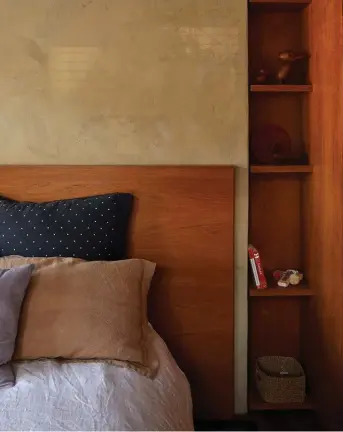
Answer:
xmin=248 ymin=244 xmax=267 ymax=289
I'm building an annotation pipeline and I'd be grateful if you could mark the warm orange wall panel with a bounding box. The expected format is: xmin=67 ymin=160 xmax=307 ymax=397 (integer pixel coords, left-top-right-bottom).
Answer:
xmin=303 ymin=0 xmax=343 ymax=429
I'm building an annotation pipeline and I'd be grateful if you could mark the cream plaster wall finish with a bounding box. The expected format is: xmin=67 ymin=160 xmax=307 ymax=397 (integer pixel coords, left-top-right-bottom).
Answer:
xmin=0 ymin=0 xmax=247 ymax=165
xmin=0 ymin=0 xmax=248 ymax=412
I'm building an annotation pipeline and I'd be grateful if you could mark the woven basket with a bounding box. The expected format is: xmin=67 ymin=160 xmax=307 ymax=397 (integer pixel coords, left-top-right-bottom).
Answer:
xmin=255 ymin=356 xmax=306 ymax=404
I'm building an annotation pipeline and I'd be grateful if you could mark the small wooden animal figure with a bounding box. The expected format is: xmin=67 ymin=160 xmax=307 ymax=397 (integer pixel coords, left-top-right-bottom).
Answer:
xmin=277 ymin=51 xmax=307 ymax=84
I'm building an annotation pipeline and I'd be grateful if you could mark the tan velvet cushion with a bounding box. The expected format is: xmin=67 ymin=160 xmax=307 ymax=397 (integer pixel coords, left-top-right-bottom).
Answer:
xmin=0 ymin=256 xmax=155 ymax=372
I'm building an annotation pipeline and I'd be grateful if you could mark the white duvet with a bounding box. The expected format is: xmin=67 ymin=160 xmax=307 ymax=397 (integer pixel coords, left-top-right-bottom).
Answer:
xmin=0 ymin=328 xmax=193 ymax=431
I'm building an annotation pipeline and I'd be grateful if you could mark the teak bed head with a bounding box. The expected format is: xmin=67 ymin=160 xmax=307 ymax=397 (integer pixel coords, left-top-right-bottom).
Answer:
xmin=0 ymin=165 xmax=235 ymax=420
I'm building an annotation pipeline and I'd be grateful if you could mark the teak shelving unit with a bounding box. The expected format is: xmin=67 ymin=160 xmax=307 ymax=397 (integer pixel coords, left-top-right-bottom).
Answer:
xmin=248 ymin=0 xmax=314 ymax=411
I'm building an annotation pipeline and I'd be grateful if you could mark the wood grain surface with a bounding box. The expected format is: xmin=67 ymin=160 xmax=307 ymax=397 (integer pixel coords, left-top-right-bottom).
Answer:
xmin=250 ymin=285 xmax=313 ymax=296
xmin=0 ymin=165 xmax=235 ymax=420
xmin=250 ymin=177 xmax=302 ymax=272
xmin=250 ymin=165 xmax=312 ymax=174
xmin=302 ymin=0 xmax=343 ymax=429
xmin=249 ymin=0 xmax=310 ymax=3
xmin=250 ymin=297 xmax=301 ymax=367
xmin=250 ymin=85 xmax=312 ymax=92
xmin=249 ymin=0 xmax=310 ymax=8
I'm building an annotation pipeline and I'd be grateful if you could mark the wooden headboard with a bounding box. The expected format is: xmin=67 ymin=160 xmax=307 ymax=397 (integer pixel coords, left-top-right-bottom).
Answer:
xmin=0 ymin=165 xmax=235 ymax=420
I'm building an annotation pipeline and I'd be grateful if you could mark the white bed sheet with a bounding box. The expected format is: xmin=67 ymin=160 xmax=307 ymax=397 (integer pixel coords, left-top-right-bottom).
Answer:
xmin=0 ymin=327 xmax=193 ymax=431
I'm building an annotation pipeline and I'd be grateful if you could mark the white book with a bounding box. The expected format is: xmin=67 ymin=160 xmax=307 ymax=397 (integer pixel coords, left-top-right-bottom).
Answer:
xmin=250 ymin=258 xmax=260 ymax=288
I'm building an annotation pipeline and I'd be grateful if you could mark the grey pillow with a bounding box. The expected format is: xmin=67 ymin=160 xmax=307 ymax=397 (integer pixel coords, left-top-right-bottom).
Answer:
xmin=0 ymin=265 xmax=33 ymax=388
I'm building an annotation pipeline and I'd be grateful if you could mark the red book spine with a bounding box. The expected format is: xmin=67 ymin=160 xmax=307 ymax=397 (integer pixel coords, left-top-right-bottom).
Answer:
xmin=248 ymin=245 xmax=267 ymax=289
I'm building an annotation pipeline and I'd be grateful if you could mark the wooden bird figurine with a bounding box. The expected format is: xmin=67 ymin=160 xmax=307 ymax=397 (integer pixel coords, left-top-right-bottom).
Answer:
xmin=277 ymin=51 xmax=307 ymax=84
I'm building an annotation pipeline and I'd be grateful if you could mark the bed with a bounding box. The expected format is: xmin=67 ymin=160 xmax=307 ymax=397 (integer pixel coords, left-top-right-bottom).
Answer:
xmin=0 ymin=327 xmax=193 ymax=431
xmin=0 ymin=165 xmax=235 ymax=428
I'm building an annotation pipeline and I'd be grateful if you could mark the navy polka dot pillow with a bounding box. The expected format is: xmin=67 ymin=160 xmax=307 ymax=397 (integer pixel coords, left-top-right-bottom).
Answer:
xmin=0 ymin=193 xmax=133 ymax=261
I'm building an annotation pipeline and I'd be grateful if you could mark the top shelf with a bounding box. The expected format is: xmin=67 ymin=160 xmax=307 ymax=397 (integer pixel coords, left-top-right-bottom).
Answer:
xmin=251 ymin=165 xmax=313 ymax=174
xmin=249 ymin=0 xmax=311 ymax=12
xmin=250 ymin=85 xmax=312 ymax=93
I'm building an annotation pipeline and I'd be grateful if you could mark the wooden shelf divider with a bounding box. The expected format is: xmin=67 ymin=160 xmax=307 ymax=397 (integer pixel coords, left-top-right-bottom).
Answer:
xmin=250 ymin=284 xmax=314 ymax=297
xmin=249 ymin=0 xmax=311 ymax=11
xmin=250 ymin=84 xmax=312 ymax=93
xmin=249 ymin=0 xmax=310 ymax=2
xmin=249 ymin=387 xmax=313 ymax=411
xmin=250 ymin=165 xmax=313 ymax=174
